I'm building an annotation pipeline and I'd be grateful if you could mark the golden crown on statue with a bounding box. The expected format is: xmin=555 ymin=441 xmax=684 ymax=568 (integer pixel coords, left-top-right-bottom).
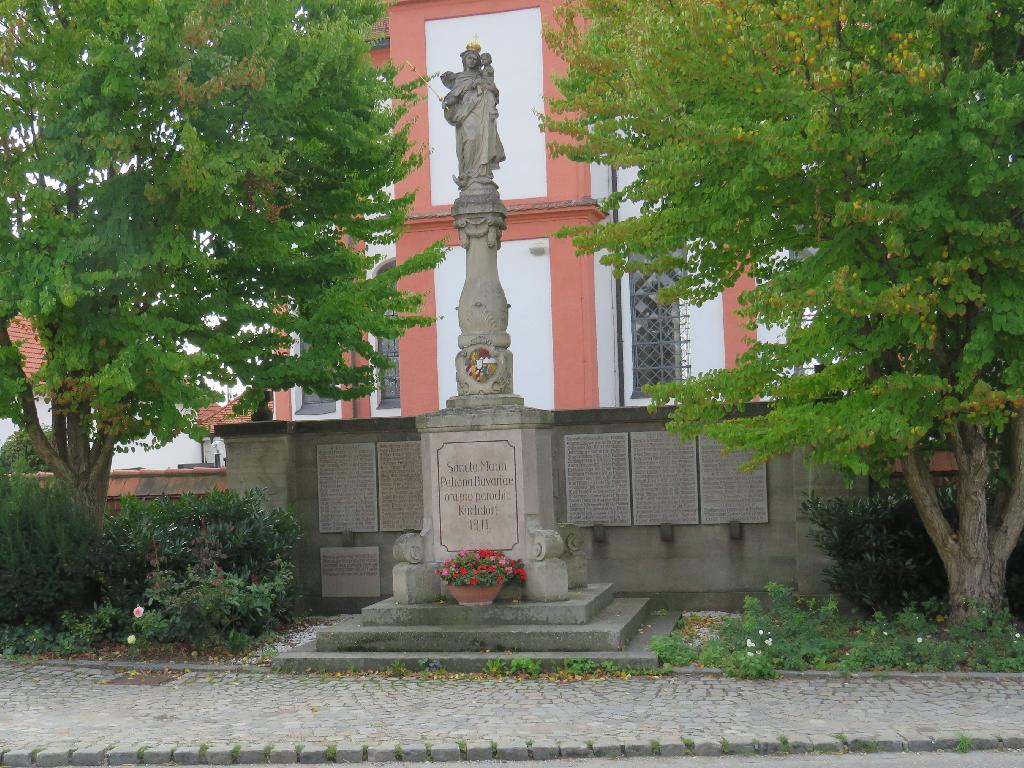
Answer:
xmin=465 ymin=36 xmax=482 ymax=52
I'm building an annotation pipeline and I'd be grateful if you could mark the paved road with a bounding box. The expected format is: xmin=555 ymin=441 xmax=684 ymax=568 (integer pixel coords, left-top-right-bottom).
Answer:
xmin=1 ymin=662 xmax=1022 ymax=754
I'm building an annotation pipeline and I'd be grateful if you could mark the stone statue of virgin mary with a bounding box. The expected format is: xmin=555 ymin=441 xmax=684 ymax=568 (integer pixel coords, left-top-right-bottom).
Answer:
xmin=441 ymin=43 xmax=506 ymax=191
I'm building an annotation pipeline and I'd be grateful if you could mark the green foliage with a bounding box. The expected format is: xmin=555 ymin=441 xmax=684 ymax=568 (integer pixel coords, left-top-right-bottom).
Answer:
xmin=0 ymin=476 xmax=100 ymax=624
xmin=805 ymin=490 xmax=952 ymax=613
xmin=0 ymin=603 xmax=118 ymax=656
xmin=0 ymin=0 xmax=443 ymax=506
xmin=561 ymin=657 xmax=620 ymax=676
xmin=0 ymin=488 xmax=299 ymax=654
xmin=648 ymin=634 xmax=699 ymax=667
xmin=660 ymin=583 xmax=1024 ymax=678
xmin=134 ymin=563 xmax=293 ymax=649
xmin=507 ymin=657 xmax=542 ymax=677
xmin=100 ymin=489 xmax=300 ymax=613
xmin=0 ymin=428 xmax=51 ymax=474
xmin=482 ymin=659 xmax=508 ymax=675
xmin=547 ymin=0 xmax=1024 ymax=612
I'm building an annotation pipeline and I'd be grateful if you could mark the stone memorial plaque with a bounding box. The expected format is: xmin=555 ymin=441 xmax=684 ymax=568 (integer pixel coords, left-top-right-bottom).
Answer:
xmin=317 ymin=442 xmax=378 ymax=533
xmin=378 ymin=441 xmax=424 ymax=532
xmin=698 ymin=437 xmax=769 ymax=524
xmin=320 ymin=546 xmax=381 ymax=598
xmin=564 ymin=433 xmax=631 ymax=526
xmin=436 ymin=439 xmax=519 ymax=553
xmin=630 ymin=431 xmax=699 ymax=525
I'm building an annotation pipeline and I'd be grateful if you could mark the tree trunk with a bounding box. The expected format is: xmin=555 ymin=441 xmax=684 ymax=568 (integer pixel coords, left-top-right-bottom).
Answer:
xmin=946 ymin=551 xmax=1007 ymax=623
xmin=69 ymin=466 xmax=113 ymax=530
xmin=903 ymin=414 xmax=1024 ymax=624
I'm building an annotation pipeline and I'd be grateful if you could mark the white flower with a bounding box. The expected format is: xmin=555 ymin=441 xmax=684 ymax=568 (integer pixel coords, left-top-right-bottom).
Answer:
xmin=916 ymin=637 xmax=923 ymax=643
xmin=765 ymin=638 xmax=773 ymax=647
xmin=746 ymin=638 xmax=755 ymax=648
xmin=882 ymin=631 xmax=888 ymax=636
xmin=758 ymin=629 xmax=764 ymax=635
xmin=755 ymin=650 xmax=762 ymax=655
xmin=126 ymin=635 xmax=137 ymax=646
xmin=747 ymin=651 xmax=754 ymax=657
xmin=1016 ymin=633 xmax=1021 ymax=639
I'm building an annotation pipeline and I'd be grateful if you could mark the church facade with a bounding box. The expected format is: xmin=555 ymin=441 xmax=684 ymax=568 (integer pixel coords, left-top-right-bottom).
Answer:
xmin=274 ymin=0 xmax=755 ymax=422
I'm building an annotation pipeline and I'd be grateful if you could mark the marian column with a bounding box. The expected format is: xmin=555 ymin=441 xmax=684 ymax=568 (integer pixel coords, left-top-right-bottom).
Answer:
xmin=441 ymin=42 xmax=522 ymax=408
xmin=390 ymin=42 xmax=572 ymax=605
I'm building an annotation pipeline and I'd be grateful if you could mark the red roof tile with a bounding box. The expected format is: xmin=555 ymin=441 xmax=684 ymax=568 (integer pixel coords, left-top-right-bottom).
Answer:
xmin=7 ymin=317 xmax=44 ymax=377
xmin=196 ymin=395 xmax=270 ymax=430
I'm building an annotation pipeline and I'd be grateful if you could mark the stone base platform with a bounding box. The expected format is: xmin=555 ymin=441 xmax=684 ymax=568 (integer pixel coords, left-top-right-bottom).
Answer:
xmin=361 ymin=583 xmax=614 ymax=627
xmin=272 ymin=607 xmax=670 ymax=673
xmin=314 ymin=597 xmax=648 ymax=653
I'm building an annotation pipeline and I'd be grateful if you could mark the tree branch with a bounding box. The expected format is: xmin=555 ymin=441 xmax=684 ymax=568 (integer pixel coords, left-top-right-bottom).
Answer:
xmin=992 ymin=407 xmax=1024 ymax=562
xmin=904 ymin=447 xmax=957 ymax=569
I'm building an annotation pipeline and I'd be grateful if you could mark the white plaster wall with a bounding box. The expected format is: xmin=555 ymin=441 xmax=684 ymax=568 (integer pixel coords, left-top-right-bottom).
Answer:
xmin=434 ymin=238 xmax=554 ymax=409
xmin=593 ymin=255 xmax=619 ymax=406
xmin=0 ymin=418 xmax=17 ymax=448
xmin=690 ymin=294 xmax=726 ymax=375
xmin=591 ymin=163 xmax=612 ymax=200
xmin=113 ymin=432 xmax=204 ymax=470
xmin=426 ymin=9 xmax=546 ymax=205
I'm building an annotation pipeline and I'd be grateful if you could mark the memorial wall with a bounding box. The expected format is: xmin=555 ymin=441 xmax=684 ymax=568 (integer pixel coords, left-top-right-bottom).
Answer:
xmin=219 ymin=406 xmax=865 ymax=611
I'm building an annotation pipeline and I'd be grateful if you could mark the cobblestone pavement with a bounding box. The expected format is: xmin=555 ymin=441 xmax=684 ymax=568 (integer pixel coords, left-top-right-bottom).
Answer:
xmin=1 ymin=662 xmax=1022 ymax=759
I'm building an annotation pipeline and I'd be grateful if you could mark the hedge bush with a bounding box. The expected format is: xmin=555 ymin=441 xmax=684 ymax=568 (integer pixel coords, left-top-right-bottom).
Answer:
xmin=805 ymin=487 xmax=1024 ymax=615
xmin=99 ymin=489 xmax=301 ymax=619
xmin=0 ymin=476 xmax=100 ymax=624
xmin=0 ymin=483 xmax=300 ymax=653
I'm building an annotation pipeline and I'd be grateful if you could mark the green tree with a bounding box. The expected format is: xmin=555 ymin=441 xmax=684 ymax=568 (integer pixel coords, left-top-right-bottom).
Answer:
xmin=547 ymin=0 xmax=1024 ymax=620
xmin=0 ymin=427 xmax=51 ymax=474
xmin=0 ymin=0 xmax=442 ymax=524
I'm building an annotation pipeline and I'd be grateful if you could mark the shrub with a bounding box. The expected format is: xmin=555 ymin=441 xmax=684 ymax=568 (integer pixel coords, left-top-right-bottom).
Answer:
xmin=135 ymin=562 xmax=295 ymax=649
xmin=0 ymin=428 xmax=51 ymax=474
xmin=0 ymin=476 xmax=100 ymax=624
xmin=99 ymin=489 xmax=300 ymax=617
xmin=805 ymin=488 xmax=1006 ymax=614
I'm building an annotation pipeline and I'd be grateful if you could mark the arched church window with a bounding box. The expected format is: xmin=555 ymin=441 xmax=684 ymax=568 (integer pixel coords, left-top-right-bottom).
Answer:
xmin=629 ymin=270 xmax=691 ymax=397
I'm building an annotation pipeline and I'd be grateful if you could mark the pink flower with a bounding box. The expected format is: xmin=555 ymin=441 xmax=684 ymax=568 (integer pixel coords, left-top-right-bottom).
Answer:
xmin=441 ymin=569 xmax=450 ymax=576
xmin=133 ymin=606 xmax=145 ymax=619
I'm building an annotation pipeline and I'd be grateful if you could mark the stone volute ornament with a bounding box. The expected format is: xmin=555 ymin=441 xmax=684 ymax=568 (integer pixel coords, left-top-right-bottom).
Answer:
xmin=441 ymin=41 xmax=520 ymax=407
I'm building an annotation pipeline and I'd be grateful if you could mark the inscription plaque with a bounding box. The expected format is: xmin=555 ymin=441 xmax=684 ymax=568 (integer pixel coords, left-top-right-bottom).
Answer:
xmin=437 ymin=440 xmax=519 ymax=553
xmin=564 ymin=433 xmax=631 ymax=526
xmin=320 ymin=546 xmax=381 ymax=598
xmin=378 ymin=441 xmax=424 ymax=532
xmin=630 ymin=431 xmax=699 ymax=525
xmin=317 ymin=443 xmax=378 ymax=533
xmin=698 ymin=437 xmax=769 ymax=524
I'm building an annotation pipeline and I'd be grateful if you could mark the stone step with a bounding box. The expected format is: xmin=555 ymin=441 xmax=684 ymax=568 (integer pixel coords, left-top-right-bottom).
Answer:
xmin=315 ymin=597 xmax=650 ymax=653
xmin=272 ymin=646 xmax=659 ymax=674
xmin=360 ymin=583 xmax=615 ymax=627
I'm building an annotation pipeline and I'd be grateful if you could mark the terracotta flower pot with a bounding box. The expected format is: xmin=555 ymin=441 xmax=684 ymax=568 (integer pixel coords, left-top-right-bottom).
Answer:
xmin=448 ymin=583 xmax=504 ymax=606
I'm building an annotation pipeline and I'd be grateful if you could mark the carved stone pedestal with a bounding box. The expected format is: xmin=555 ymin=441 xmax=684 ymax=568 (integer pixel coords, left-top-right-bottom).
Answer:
xmin=390 ymin=404 xmax=569 ymax=604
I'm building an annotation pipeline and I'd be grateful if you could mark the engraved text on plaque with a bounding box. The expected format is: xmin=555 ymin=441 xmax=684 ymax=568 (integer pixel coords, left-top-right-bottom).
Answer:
xmin=378 ymin=441 xmax=424 ymax=532
xmin=436 ymin=440 xmax=519 ymax=553
xmin=320 ymin=546 xmax=381 ymax=598
xmin=630 ymin=431 xmax=699 ymax=525
xmin=317 ymin=443 xmax=378 ymax=533
xmin=698 ymin=437 xmax=769 ymax=524
xmin=564 ymin=433 xmax=631 ymax=526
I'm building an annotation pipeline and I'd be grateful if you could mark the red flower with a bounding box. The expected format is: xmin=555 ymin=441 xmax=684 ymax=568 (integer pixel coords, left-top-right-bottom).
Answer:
xmin=469 ymin=577 xmax=478 ymax=585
